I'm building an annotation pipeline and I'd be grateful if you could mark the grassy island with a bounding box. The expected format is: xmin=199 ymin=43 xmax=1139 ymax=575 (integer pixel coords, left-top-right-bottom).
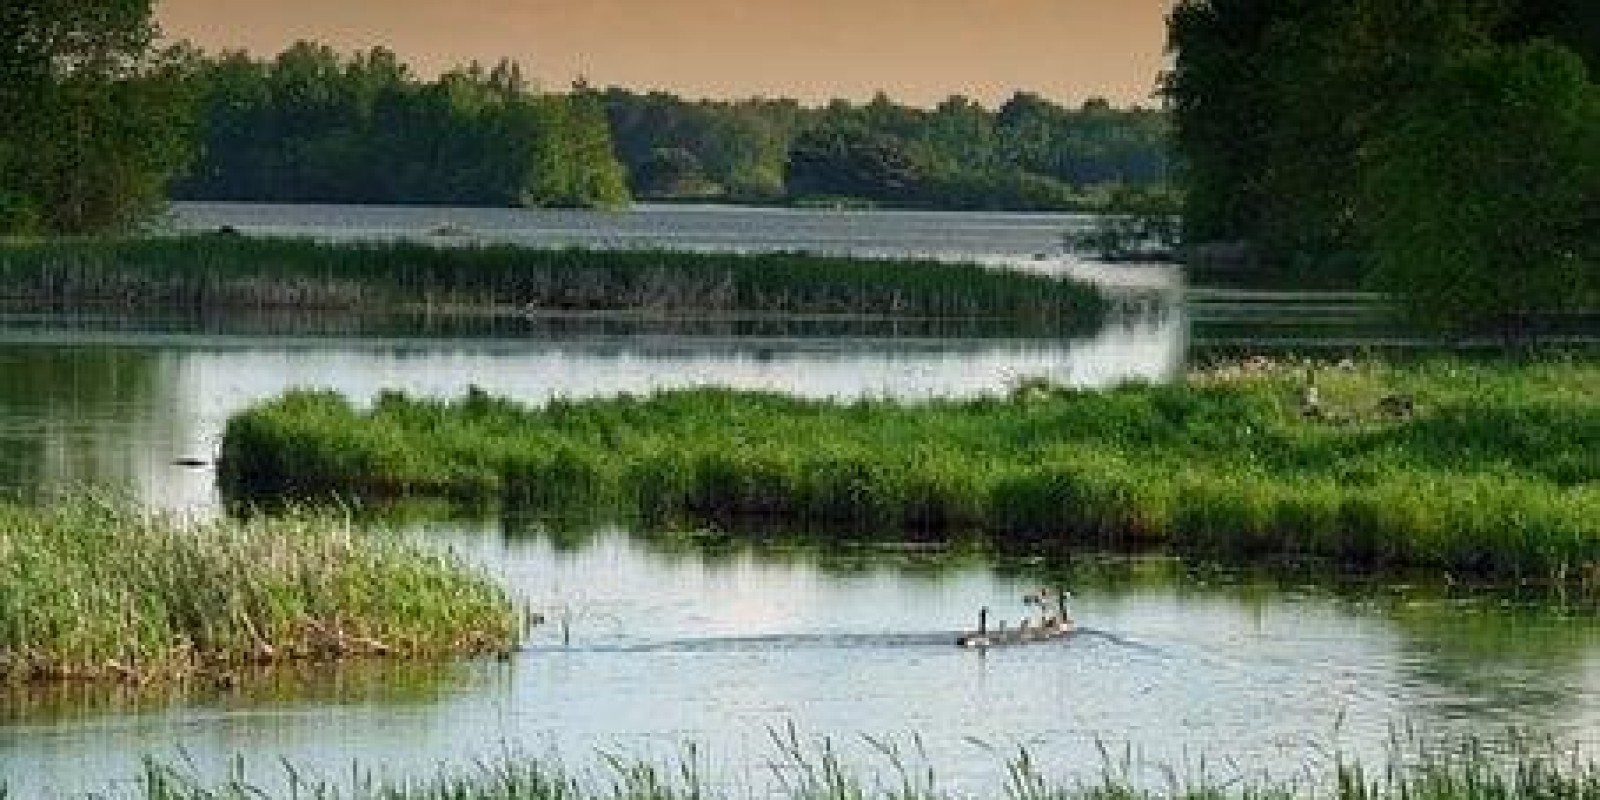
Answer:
xmin=0 ymin=236 xmax=1105 ymax=328
xmin=220 ymin=358 xmax=1598 ymax=584
xmin=0 ymin=500 xmax=519 ymax=684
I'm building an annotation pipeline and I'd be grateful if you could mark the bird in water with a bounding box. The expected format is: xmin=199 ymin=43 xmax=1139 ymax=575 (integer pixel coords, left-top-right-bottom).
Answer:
xmin=1026 ymin=586 xmax=1075 ymax=635
xmin=956 ymin=607 xmax=991 ymax=648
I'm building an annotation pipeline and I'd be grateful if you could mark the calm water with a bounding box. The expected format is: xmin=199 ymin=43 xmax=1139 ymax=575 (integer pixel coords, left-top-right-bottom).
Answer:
xmin=4 ymin=528 xmax=1596 ymax=796
xmin=0 ymin=205 xmax=1594 ymax=795
xmin=170 ymin=201 xmax=1094 ymax=259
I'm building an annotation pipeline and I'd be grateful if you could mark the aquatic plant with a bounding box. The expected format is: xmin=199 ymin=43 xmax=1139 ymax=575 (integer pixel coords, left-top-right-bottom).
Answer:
xmin=0 ymin=498 xmax=519 ymax=684
xmin=220 ymin=358 xmax=1600 ymax=583
xmin=62 ymin=729 xmax=1600 ymax=799
xmin=0 ymin=236 xmax=1105 ymax=329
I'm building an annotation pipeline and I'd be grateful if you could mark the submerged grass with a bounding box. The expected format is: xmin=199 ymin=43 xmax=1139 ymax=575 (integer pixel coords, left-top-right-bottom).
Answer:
xmin=220 ymin=358 xmax=1599 ymax=582
xmin=0 ymin=499 xmax=519 ymax=684
xmin=0 ymin=236 xmax=1104 ymax=328
xmin=59 ymin=730 xmax=1600 ymax=799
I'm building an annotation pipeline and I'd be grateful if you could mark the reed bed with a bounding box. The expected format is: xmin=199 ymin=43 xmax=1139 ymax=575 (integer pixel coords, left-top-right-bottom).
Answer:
xmin=0 ymin=499 xmax=519 ymax=684
xmin=220 ymin=358 xmax=1599 ymax=583
xmin=63 ymin=730 xmax=1600 ymax=799
xmin=0 ymin=236 xmax=1105 ymax=327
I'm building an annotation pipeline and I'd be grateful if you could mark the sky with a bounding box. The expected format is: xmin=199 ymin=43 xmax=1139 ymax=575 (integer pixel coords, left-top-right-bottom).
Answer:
xmin=157 ymin=0 xmax=1177 ymax=108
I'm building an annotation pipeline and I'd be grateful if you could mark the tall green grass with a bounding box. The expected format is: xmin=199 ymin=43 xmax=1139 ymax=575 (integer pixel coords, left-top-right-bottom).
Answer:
xmin=0 ymin=236 xmax=1105 ymax=327
xmin=59 ymin=730 xmax=1600 ymax=799
xmin=220 ymin=358 xmax=1600 ymax=582
xmin=0 ymin=499 xmax=519 ymax=684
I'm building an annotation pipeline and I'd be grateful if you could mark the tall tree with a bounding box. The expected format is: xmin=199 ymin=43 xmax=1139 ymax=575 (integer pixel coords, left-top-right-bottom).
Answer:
xmin=0 ymin=0 xmax=194 ymax=234
xmin=1361 ymin=41 xmax=1599 ymax=333
xmin=1163 ymin=0 xmax=1284 ymax=245
xmin=175 ymin=46 xmax=631 ymax=209
xmin=1166 ymin=0 xmax=1599 ymax=331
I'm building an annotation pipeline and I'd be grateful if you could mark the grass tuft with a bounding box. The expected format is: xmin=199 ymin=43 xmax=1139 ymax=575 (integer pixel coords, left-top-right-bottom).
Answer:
xmin=0 ymin=497 xmax=519 ymax=684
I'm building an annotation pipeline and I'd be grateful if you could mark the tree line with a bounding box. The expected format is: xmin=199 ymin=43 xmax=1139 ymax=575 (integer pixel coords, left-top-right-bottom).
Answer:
xmin=599 ymin=89 xmax=1171 ymax=209
xmin=175 ymin=44 xmax=628 ymax=208
xmin=177 ymin=50 xmax=1171 ymax=212
xmin=1166 ymin=0 xmax=1598 ymax=330
xmin=1 ymin=0 xmax=1175 ymax=235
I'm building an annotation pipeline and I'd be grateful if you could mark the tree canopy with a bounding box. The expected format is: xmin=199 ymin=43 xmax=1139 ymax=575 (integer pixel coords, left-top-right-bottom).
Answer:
xmin=597 ymin=87 xmax=1172 ymax=210
xmin=1361 ymin=41 xmax=1599 ymax=332
xmin=0 ymin=0 xmax=195 ymax=234
xmin=175 ymin=45 xmax=628 ymax=209
xmin=1165 ymin=0 xmax=1599 ymax=331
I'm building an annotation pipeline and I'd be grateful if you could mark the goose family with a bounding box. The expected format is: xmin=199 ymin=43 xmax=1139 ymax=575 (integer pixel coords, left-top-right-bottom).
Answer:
xmin=955 ymin=588 xmax=1074 ymax=648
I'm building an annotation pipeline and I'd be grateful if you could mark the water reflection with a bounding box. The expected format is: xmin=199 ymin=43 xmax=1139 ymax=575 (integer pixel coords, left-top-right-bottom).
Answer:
xmin=2 ymin=523 xmax=1594 ymax=796
xmin=0 ymin=309 xmax=1182 ymax=511
xmin=0 ymin=267 xmax=1593 ymax=793
xmin=0 ymin=346 xmax=172 ymax=501
xmin=0 ymin=660 xmax=468 ymax=728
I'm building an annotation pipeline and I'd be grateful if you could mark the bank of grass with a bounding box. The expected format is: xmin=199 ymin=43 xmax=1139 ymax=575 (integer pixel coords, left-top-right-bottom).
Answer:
xmin=0 ymin=235 xmax=1105 ymax=328
xmin=0 ymin=499 xmax=518 ymax=684
xmin=68 ymin=732 xmax=1600 ymax=799
xmin=220 ymin=358 xmax=1598 ymax=582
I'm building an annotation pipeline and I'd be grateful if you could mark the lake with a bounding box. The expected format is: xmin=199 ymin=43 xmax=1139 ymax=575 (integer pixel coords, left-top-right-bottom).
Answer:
xmin=0 ymin=204 xmax=1592 ymax=796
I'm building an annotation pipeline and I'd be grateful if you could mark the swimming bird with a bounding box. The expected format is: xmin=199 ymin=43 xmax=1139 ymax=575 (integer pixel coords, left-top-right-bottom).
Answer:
xmin=956 ymin=607 xmax=991 ymax=648
xmin=1050 ymin=589 xmax=1075 ymax=635
xmin=1016 ymin=617 xmax=1036 ymax=643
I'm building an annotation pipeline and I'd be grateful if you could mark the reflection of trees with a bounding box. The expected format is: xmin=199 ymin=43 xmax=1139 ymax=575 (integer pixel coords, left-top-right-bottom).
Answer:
xmin=0 ymin=346 xmax=162 ymax=497
xmin=1385 ymin=602 xmax=1598 ymax=732
xmin=338 ymin=498 xmax=1599 ymax=741
xmin=0 ymin=659 xmax=469 ymax=726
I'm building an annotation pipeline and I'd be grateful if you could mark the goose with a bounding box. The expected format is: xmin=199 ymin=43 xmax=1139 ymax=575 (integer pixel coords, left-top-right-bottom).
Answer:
xmin=1050 ymin=589 xmax=1075 ymax=635
xmin=956 ymin=607 xmax=991 ymax=648
xmin=1016 ymin=617 xmax=1035 ymax=643
xmin=1026 ymin=587 xmax=1060 ymax=629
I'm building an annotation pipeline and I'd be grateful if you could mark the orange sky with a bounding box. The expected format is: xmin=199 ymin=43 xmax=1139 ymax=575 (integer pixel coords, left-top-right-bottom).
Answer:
xmin=158 ymin=0 xmax=1177 ymax=107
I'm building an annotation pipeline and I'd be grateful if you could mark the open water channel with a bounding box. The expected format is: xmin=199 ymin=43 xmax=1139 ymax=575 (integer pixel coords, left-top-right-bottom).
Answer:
xmin=0 ymin=204 xmax=1593 ymax=796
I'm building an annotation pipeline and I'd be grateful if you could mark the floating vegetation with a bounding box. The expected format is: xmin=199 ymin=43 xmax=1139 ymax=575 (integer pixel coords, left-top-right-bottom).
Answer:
xmin=0 ymin=236 xmax=1105 ymax=329
xmin=0 ymin=498 xmax=519 ymax=684
xmin=220 ymin=357 xmax=1599 ymax=584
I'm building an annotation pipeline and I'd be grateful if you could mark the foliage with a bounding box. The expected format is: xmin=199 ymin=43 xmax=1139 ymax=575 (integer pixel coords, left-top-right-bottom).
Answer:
xmin=597 ymin=87 xmax=1172 ymax=209
xmin=1361 ymin=42 xmax=1600 ymax=333
xmin=174 ymin=44 xmax=628 ymax=209
xmin=1164 ymin=0 xmax=1599 ymax=330
xmin=220 ymin=358 xmax=1600 ymax=584
xmin=633 ymin=147 xmax=719 ymax=198
xmin=786 ymin=123 xmax=926 ymax=203
xmin=1064 ymin=186 xmax=1183 ymax=261
xmin=0 ymin=498 xmax=519 ymax=684
xmin=0 ymin=0 xmax=196 ymax=234
xmin=171 ymin=44 xmax=1170 ymax=212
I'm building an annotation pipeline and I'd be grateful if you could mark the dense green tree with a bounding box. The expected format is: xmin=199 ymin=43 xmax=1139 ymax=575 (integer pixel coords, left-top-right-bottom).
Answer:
xmin=176 ymin=46 xmax=629 ymax=208
xmin=785 ymin=124 xmax=924 ymax=202
xmin=0 ymin=0 xmax=195 ymax=234
xmin=598 ymin=87 xmax=1169 ymax=209
xmin=1361 ymin=42 xmax=1599 ymax=333
xmin=1162 ymin=0 xmax=1282 ymax=245
xmin=1258 ymin=2 xmax=1501 ymax=260
xmin=634 ymin=148 xmax=716 ymax=197
xmin=175 ymin=43 xmax=1170 ymax=212
xmin=1166 ymin=0 xmax=1599 ymax=330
